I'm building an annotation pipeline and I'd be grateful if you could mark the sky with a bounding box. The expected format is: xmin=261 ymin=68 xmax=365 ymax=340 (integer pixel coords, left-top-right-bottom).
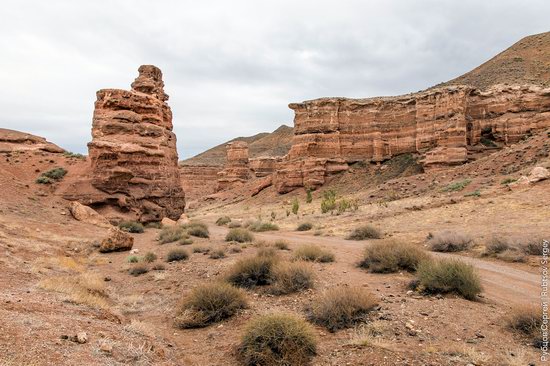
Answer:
xmin=0 ymin=1 xmax=548 ymax=159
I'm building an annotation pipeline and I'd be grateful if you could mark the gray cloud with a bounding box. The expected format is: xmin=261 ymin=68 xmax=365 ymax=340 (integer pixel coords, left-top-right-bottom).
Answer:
xmin=0 ymin=0 xmax=548 ymax=158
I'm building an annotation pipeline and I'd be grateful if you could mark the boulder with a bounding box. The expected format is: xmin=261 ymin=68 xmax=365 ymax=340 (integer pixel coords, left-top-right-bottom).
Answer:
xmin=161 ymin=217 xmax=177 ymax=227
xmin=528 ymin=166 xmax=549 ymax=183
xmin=99 ymin=228 xmax=134 ymax=253
xmin=68 ymin=201 xmax=111 ymax=228
xmin=177 ymin=213 xmax=190 ymax=225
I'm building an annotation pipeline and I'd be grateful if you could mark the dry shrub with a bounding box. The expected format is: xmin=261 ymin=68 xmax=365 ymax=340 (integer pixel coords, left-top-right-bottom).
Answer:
xmin=347 ymin=225 xmax=381 ymax=240
xmin=483 ymin=236 xmax=526 ymax=262
xmin=415 ymin=259 xmax=482 ymax=300
xmin=142 ymin=252 xmax=157 ymax=263
xmin=209 ymin=248 xmax=226 ymax=259
xmin=359 ymin=241 xmax=429 ymax=273
xmin=293 ymin=244 xmax=335 ymax=263
xmin=229 ymin=245 xmax=242 ymax=253
xmin=179 ymin=237 xmax=194 ymax=245
xmin=226 ymin=228 xmax=255 ymax=243
xmin=257 ymin=247 xmax=278 ymax=258
xmin=273 ymin=240 xmax=290 ymax=250
xmin=239 ymin=314 xmax=317 ymax=366
xmin=270 ymin=262 xmax=314 ymax=295
xmin=216 ymin=216 xmax=232 ymax=226
xmin=506 ymin=305 xmax=542 ymax=346
xmin=166 ymin=249 xmax=189 ymax=262
xmin=158 ymin=226 xmax=186 ymax=244
xmin=297 ymin=222 xmax=313 ymax=231
xmin=175 ymin=282 xmax=247 ymax=328
xmin=193 ymin=245 xmax=210 ymax=254
xmin=225 ymin=255 xmax=278 ymax=288
xmin=39 ymin=272 xmax=109 ymax=308
xmin=228 ymin=221 xmax=242 ymax=228
xmin=183 ymin=221 xmax=210 ymax=238
xmin=129 ymin=264 xmax=149 ymax=276
xmin=249 ymin=221 xmax=279 ymax=232
xmin=428 ymin=231 xmax=472 ymax=252
xmin=496 ymin=249 xmax=526 ymax=263
xmin=309 ymin=287 xmax=378 ymax=331
xmin=521 ymin=237 xmax=545 ymax=255
xmin=118 ymin=221 xmax=144 ymax=233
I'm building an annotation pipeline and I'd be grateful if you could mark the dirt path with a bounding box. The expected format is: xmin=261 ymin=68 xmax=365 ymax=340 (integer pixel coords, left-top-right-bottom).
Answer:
xmin=209 ymin=225 xmax=541 ymax=306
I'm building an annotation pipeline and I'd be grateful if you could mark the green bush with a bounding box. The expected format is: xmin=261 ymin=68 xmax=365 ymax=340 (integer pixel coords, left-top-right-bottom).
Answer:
xmin=428 ymin=231 xmax=472 ymax=252
xmin=216 ymin=216 xmax=232 ymax=226
xmin=347 ymin=225 xmax=381 ymax=240
xmin=226 ymin=228 xmax=254 ymax=243
xmin=309 ymin=287 xmax=378 ymax=332
xmin=166 ymin=249 xmax=189 ymax=262
xmin=35 ymin=176 xmax=52 ymax=184
xmin=320 ymin=190 xmax=337 ymax=213
xmin=359 ymin=241 xmax=429 ymax=273
xmin=118 ymin=221 xmax=145 ymax=233
xmin=158 ymin=226 xmax=187 ymax=244
xmin=175 ymin=282 xmax=247 ymax=328
xmin=293 ymin=244 xmax=334 ymax=263
xmin=249 ymin=221 xmax=279 ymax=232
xmin=63 ymin=151 xmax=85 ymax=159
xmin=239 ymin=314 xmax=317 ymax=366
xmin=41 ymin=167 xmax=67 ymax=180
xmin=296 ymin=222 xmax=313 ymax=231
xmin=127 ymin=255 xmax=139 ymax=263
xmin=415 ymin=259 xmax=482 ymax=300
xmin=270 ymin=262 xmax=314 ymax=295
xmin=441 ymin=179 xmax=471 ymax=192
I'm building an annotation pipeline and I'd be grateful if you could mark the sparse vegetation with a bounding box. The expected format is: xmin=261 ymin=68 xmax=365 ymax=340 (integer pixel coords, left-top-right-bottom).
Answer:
xmin=293 ymin=244 xmax=334 ymax=263
xmin=428 ymin=231 xmax=473 ymax=252
xmin=228 ymin=221 xmax=242 ymax=228
xmin=309 ymin=287 xmax=378 ymax=331
xmin=63 ymin=151 xmax=86 ymax=159
xmin=36 ymin=176 xmax=52 ymax=184
xmin=414 ymin=259 xmax=482 ymax=300
xmin=179 ymin=238 xmax=194 ymax=245
xmin=166 ymin=249 xmax=189 ymax=262
xmin=158 ymin=226 xmax=186 ymax=244
xmin=271 ymin=262 xmax=314 ymax=295
xmin=292 ymin=198 xmax=299 ymax=215
xmin=464 ymin=190 xmax=480 ymax=197
xmin=347 ymin=225 xmax=381 ymax=240
xmin=41 ymin=167 xmax=68 ymax=180
xmin=225 ymin=254 xmax=278 ymax=288
xmin=229 ymin=245 xmax=242 ymax=253
xmin=193 ymin=245 xmax=210 ymax=254
xmin=273 ymin=240 xmax=290 ymax=250
xmin=320 ymin=190 xmax=337 ymax=213
xmin=118 ymin=221 xmax=145 ymax=233
xmin=183 ymin=221 xmax=210 ymax=238
xmin=442 ymin=179 xmax=471 ymax=192
xmin=521 ymin=237 xmax=544 ymax=255
xmin=209 ymin=248 xmax=226 ymax=259
xmin=296 ymin=222 xmax=313 ymax=231
xmin=127 ymin=255 xmax=139 ymax=263
xmin=501 ymin=178 xmax=517 ymax=185
xmin=175 ymin=282 xmax=247 ymax=328
xmin=39 ymin=272 xmax=109 ymax=308
xmin=129 ymin=265 xmax=149 ymax=277
xmin=249 ymin=221 xmax=279 ymax=232
xmin=359 ymin=241 xmax=429 ymax=273
xmin=306 ymin=189 xmax=313 ymax=203
xmin=216 ymin=216 xmax=232 ymax=226
xmin=142 ymin=252 xmax=157 ymax=263
xmin=239 ymin=314 xmax=317 ymax=366
xmin=226 ymin=228 xmax=254 ymax=243
xmin=506 ymin=305 xmax=542 ymax=346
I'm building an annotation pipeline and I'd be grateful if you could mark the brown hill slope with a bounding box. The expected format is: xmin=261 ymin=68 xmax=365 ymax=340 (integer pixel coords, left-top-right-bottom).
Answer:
xmin=181 ymin=124 xmax=293 ymax=166
xmin=437 ymin=31 xmax=550 ymax=89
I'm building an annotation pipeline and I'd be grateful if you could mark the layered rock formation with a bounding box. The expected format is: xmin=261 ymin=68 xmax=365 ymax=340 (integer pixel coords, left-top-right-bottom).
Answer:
xmin=0 ymin=128 xmax=64 ymax=153
xmin=71 ymin=65 xmax=185 ymax=222
xmin=275 ymin=85 xmax=550 ymax=193
xmin=179 ymin=164 xmax=221 ymax=201
xmin=216 ymin=141 xmax=251 ymax=191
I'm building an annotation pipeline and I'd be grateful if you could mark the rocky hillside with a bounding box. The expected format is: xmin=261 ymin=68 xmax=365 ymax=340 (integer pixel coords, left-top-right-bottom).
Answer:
xmin=436 ymin=31 xmax=550 ymax=89
xmin=181 ymin=124 xmax=293 ymax=166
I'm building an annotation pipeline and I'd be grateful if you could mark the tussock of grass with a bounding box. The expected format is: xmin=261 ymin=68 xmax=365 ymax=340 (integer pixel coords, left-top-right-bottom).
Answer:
xmin=209 ymin=248 xmax=226 ymax=259
xmin=442 ymin=179 xmax=471 ymax=192
xmin=347 ymin=225 xmax=381 ymax=240
xmin=175 ymin=282 xmax=247 ymax=328
xmin=179 ymin=238 xmax=194 ymax=245
xmin=506 ymin=305 xmax=542 ymax=346
xmin=158 ymin=226 xmax=187 ymax=244
xmin=309 ymin=287 xmax=378 ymax=332
xmin=166 ymin=249 xmax=189 ymax=262
xmin=41 ymin=167 xmax=67 ymax=180
xmin=249 ymin=221 xmax=279 ymax=232
xmin=127 ymin=255 xmax=139 ymax=263
xmin=270 ymin=262 xmax=314 ymax=295
xmin=415 ymin=259 xmax=482 ymax=300
xmin=521 ymin=237 xmax=545 ymax=255
xmin=297 ymin=222 xmax=313 ymax=231
xmin=239 ymin=314 xmax=317 ymax=366
xmin=273 ymin=240 xmax=290 ymax=250
xmin=129 ymin=265 xmax=149 ymax=276
xmin=39 ymin=272 xmax=109 ymax=308
xmin=226 ymin=228 xmax=254 ymax=243
xmin=183 ymin=221 xmax=209 ymax=238
xmin=193 ymin=245 xmax=210 ymax=254
xmin=143 ymin=252 xmax=157 ymax=263
xmin=293 ymin=244 xmax=335 ymax=263
xmin=428 ymin=231 xmax=472 ymax=252
xmin=216 ymin=216 xmax=232 ymax=226
xmin=225 ymin=255 xmax=278 ymax=288
xmin=118 ymin=221 xmax=144 ymax=233
xmin=359 ymin=241 xmax=429 ymax=273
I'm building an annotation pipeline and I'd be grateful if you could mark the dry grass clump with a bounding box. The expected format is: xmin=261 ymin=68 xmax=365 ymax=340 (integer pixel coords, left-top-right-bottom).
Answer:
xmin=179 ymin=238 xmax=194 ymax=245
xmin=158 ymin=226 xmax=187 ymax=244
xmin=129 ymin=265 xmax=149 ymax=276
xmin=257 ymin=247 xmax=278 ymax=258
xmin=226 ymin=228 xmax=254 ymax=243
xmin=359 ymin=241 xmax=429 ymax=273
xmin=239 ymin=314 xmax=317 ymax=366
xmin=249 ymin=221 xmax=279 ymax=232
xmin=506 ymin=305 xmax=542 ymax=346
xmin=521 ymin=237 xmax=545 ymax=255
xmin=347 ymin=225 xmax=381 ymax=240
xmin=127 ymin=255 xmax=139 ymax=263
xmin=270 ymin=262 xmax=314 ymax=295
xmin=166 ymin=249 xmax=189 ymax=262
xmin=193 ymin=245 xmax=210 ymax=254
xmin=142 ymin=252 xmax=157 ymax=263
xmin=293 ymin=244 xmax=335 ymax=263
xmin=225 ymin=255 xmax=278 ymax=288
xmin=39 ymin=272 xmax=109 ymax=308
xmin=483 ymin=236 xmax=533 ymax=262
xmin=216 ymin=216 xmax=232 ymax=226
xmin=175 ymin=282 xmax=247 ymax=328
xmin=209 ymin=248 xmax=226 ymax=259
xmin=228 ymin=221 xmax=242 ymax=228
xmin=428 ymin=231 xmax=472 ymax=252
xmin=273 ymin=240 xmax=290 ymax=250
xmin=183 ymin=221 xmax=210 ymax=238
xmin=229 ymin=245 xmax=242 ymax=253
xmin=118 ymin=221 xmax=145 ymax=233
xmin=297 ymin=222 xmax=313 ymax=231
xmin=414 ymin=259 xmax=482 ymax=300
xmin=308 ymin=287 xmax=378 ymax=332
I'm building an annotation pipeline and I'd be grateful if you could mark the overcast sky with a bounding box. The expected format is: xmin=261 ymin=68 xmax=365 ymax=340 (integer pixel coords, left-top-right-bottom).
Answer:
xmin=0 ymin=1 xmax=548 ymax=159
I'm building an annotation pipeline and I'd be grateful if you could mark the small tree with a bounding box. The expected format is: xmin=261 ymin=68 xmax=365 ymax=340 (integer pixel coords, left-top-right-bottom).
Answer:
xmin=306 ymin=189 xmax=313 ymax=204
xmin=292 ymin=198 xmax=299 ymax=215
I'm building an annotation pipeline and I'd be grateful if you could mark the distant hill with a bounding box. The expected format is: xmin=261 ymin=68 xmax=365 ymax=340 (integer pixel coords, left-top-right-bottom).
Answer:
xmin=181 ymin=124 xmax=293 ymax=166
xmin=435 ymin=31 xmax=550 ymax=90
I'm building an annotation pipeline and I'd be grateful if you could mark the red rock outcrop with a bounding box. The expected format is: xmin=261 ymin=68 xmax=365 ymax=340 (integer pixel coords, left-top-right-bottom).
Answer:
xmin=179 ymin=164 xmax=221 ymax=201
xmin=0 ymin=129 xmax=64 ymax=154
xmin=66 ymin=65 xmax=185 ymax=222
xmin=250 ymin=156 xmax=280 ymax=177
xmin=275 ymin=85 xmax=550 ymax=193
xmin=217 ymin=141 xmax=251 ymax=191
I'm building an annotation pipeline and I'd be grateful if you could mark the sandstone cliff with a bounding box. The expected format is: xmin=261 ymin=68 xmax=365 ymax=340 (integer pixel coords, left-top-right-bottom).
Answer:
xmin=0 ymin=128 xmax=64 ymax=154
xmin=216 ymin=141 xmax=251 ymax=191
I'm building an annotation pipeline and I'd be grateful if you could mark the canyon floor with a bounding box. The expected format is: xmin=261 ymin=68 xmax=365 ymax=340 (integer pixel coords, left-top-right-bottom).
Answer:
xmin=1 ymin=130 xmax=548 ymax=365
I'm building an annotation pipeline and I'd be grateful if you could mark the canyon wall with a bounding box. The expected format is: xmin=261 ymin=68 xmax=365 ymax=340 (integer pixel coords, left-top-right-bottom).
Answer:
xmin=216 ymin=141 xmax=251 ymax=191
xmin=275 ymin=85 xmax=550 ymax=193
xmin=78 ymin=65 xmax=185 ymax=222
xmin=179 ymin=164 xmax=220 ymax=201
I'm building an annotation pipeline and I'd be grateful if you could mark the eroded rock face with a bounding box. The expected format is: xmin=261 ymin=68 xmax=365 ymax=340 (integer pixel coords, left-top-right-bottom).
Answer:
xmin=86 ymin=65 xmax=185 ymax=222
xmin=0 ymin=128 xmax=64 ymax=154
xmin=275 ymin=85 xmax=550 ymax=192
xmin=179 ymin=164 xmax=221 ymax=201
xmin=217 ymin=141 xmax=250 ymax=191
